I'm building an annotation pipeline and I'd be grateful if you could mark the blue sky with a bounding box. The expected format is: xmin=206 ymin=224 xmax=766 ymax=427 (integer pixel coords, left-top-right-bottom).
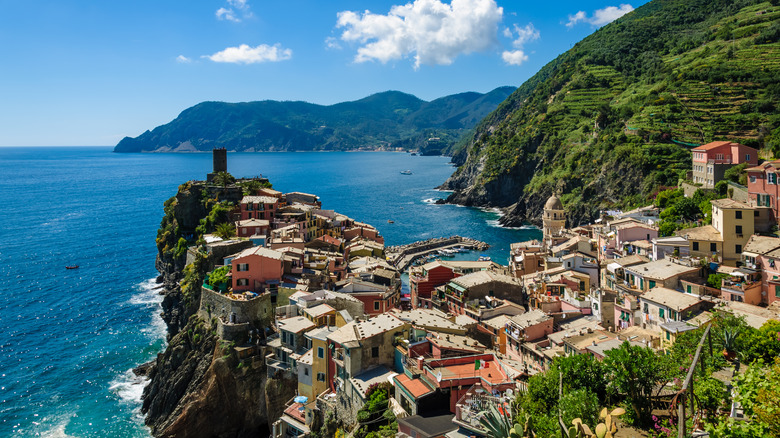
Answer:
xmin=0 ymin=0 xmax=647 ymax=146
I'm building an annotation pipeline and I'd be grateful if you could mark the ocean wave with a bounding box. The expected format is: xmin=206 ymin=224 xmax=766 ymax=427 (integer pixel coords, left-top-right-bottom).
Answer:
xmin=129 ymin=278 xmax=163 ymax=305
xmin=421 ymin=198 xmax=438 ymax=204
xmin=109 ymin=369 xmax=148 ymax=406
xmin=35 ymin=412 xmax=78 ymax=438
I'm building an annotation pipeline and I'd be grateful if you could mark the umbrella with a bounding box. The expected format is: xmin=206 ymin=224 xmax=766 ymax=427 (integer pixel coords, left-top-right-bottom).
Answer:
xmin=294 ymin=395 xmax=308 ymax=404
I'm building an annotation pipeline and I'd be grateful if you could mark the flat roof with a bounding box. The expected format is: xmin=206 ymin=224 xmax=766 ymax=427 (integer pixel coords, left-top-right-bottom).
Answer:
xmin=278 ymin=316 xmax=316 ymax=334
xmin=303 ymin=304 xmax=336 ymax=318
xmin=241 ymin=195 xmax=279 ymax=204
xmin=626 ymin=259 xmax=700 ymax=280
xmin=678 ymin=225 xmax=721 ymax=242
xmin=711 ymin=198 xmax=752 ymax=210
xmin=394 ymin=374 xmax=435 ymax=399
xmin=640 ymin=287 xmax=702 ymax=312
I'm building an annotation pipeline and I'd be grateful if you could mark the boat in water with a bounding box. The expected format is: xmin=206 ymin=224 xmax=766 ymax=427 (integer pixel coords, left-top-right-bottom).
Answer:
xmin=400 ymin=170 xmax=412 ymax=175
xmin=65 ymin=265 xmax=79 ymax=269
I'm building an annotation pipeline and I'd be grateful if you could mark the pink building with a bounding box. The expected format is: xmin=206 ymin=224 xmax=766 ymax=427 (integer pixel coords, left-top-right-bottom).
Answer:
xmin=240 ymin=196 xmax=280 ymax=221
xmin=742 ymin=235 xmax=780 ymax=305
xmin=691 ymin=141 xmax=757 ymax=189
xmin=747 ymin=160 xmax=780 ymax=223
xmin=344 ymin=223 xmax=384 ymax=244
xmin=236 ymin=218 xmax=269 ymax=238
xmin=231 ymin=246 xmax=284 ymax=293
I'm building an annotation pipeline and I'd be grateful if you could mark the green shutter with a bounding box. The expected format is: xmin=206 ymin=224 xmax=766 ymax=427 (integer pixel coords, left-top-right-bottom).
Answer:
xmin=659 ymin=308 xmax=665 ymax=318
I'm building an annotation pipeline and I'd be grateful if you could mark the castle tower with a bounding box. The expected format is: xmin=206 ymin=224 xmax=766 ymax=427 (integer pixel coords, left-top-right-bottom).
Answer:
xmin=542 ymin=194 xmax=565 ymax=240
xmin=207 ymin=148 xmax=228 ymax=182
xmin=213 ymin=147 xmax=227 ymax=173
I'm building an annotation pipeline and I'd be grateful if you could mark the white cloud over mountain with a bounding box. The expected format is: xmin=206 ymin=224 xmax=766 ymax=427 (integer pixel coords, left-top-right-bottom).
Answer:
xmin=566 ymin=4 xmax=634 ymax=28
xmin=336 ymin=0 xmax=503 ymax=69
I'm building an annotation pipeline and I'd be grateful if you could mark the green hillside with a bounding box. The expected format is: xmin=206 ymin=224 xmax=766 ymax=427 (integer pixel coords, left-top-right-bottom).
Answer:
xmin=443 ymin=0 xmax=780 ymax=226
xmin=113 ymin=87 xmax=515 ymax=153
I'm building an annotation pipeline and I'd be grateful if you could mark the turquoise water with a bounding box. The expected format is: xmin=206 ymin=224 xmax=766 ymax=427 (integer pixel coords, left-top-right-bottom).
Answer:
xmin=0 ymin=147 xmax=540 ymax=437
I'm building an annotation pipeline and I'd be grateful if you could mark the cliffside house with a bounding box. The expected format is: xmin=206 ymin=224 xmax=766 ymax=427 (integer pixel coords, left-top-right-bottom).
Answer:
xmin=240 ymin=195 xmax=280 ymax=221
xmin=230 ymin=246 xmax=284 ymax=294
xmin=691 ymin=141 xmax=758 ymax=189
xmin=747 ymin=159 xmax=780 ymax=225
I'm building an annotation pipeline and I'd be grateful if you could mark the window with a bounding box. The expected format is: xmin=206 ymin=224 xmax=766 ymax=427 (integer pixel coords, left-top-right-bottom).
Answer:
xmin=666 ymin=331 xmax=671 ymax=340
xmin=736 ymin=244 xmax=742 ymax=254
xmin=304 ymin=368 xmax=309 ymax=376
xmin=750 ymin=175 xmax=757 ymax=184
xmin=755 ymin=210 xmax=760 ymax=217
xmin=643 ymin=303 xmax=648 ymax=313
xmin=236 ymin=263 xmax=249 ymax=272
xmin=769 ymin=173 xmax=777 ymax=184
xmin=692 ymin=242 xmax=699 ymax=251
xmin=775 ymin=285 xmax=780 ymax=298
xmin=746 ymin=154 xmax=751 ymax=161
xmin=649 ymin=280 xmax=656 ymax=289
xmin=710 ymin=243 xmax=717 ymax=252
xmin=237 ymin=278 xmax=249 ymax=286
xmin=317 ymin=347 xmax=324 ymax=359
xmin=317 ymin=372 xmax=326 ymax=382
xmin=371 ymin=346 xmax=379 ymax=358
xmin=659 ymin=308 xmax=665 ymax=319
xmin=736 ymin=225 xmax=743 ymax=234
xmin=735 ymin=211 xmax=742 ymax=220
xmin=373 ymin=301 xmax=380 ymax=311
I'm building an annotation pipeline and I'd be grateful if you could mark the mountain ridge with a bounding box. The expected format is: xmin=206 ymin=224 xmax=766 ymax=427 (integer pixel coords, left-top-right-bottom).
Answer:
xmin=114 ymin=87 xmax=515 ymax=154
xmin=442 ymin=0 xmax=780 ymax=226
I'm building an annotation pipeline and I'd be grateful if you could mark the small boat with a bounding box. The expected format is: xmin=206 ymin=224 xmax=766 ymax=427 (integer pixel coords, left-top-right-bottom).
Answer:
xmin=65 ymin=265 xmax=79 ymax=270
xmin=388 ymin=220 xmax=394 ymax=224
xmin=400 ymin=170 xmax=412 ymax=175
xmin=478 ymin=256 xmax=491 ymax=262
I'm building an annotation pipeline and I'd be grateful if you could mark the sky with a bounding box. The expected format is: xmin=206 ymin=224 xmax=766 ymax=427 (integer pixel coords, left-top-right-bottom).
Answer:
xmin=0 ymin=0 xmax=648 ymax=146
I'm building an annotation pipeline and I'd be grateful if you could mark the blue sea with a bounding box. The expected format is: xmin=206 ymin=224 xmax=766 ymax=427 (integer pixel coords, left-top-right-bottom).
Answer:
xmin=0 ymin=147 xmax=540 ymax=437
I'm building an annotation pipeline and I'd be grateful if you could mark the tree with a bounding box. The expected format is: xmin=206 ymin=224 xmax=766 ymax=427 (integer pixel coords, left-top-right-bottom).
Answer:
xmin=603 ymin=341 xmax=666 ymax=427
xmin=214 ymin=222 xmax=236 ymax=239
xmin=213 ymin=171 xmax=236 ymax=187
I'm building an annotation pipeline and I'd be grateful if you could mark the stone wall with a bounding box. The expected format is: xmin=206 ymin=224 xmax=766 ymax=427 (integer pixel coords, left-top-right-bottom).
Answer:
xmin=199 ymin=287 xmax=273 ymax=328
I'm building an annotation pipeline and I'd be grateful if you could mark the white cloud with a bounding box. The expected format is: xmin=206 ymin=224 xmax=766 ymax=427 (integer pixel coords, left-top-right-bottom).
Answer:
xmin=591 ymin=4 xmax=634 ymax=26
xmin=565 ymin=11 xmax=587 ymax=28
xmin=216 ymin=7 xmax=240 ymax=22
xmin=325 ymin=37 xmax=342 ymax=50
xmin=176 ymin=55 xmax=192 ymax=63
xmin=205 ymin=44 xmax=292 ymax=64
xmin=502 ymin=50 xmax=527 ymax=65
xmin=501 ymin=23 xmax=538 ymax=66
xmin=216 ymin=0 xmax=253 ymax=22
xmin=335 ymin=0 xmax=504 ymax=69
xmin=566 ymin=4 xmax=633 ymax=28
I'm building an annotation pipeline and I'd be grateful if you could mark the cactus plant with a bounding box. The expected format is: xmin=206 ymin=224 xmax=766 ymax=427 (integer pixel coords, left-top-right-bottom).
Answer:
xmin=566 ymin=408 xmax=625 ymax=438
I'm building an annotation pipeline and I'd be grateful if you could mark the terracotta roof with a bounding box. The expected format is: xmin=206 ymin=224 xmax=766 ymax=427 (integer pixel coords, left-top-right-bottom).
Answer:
xmin=691 ymin=141 xmax=740 ymax=151
xmin=394 ymin=374 xmax=435 ymax=399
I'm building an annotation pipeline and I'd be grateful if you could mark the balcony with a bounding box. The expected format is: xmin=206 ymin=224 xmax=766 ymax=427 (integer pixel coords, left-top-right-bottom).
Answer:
xmin=266 ymin=354 xmax=296 ymax=379
xmin=453 ymin=385 xmax=508 ymax=434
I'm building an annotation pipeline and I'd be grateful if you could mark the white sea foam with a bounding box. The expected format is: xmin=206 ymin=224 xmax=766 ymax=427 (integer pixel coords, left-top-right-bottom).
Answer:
xmin=422 ymin=198 xmax=438 ymax=204
xmin=36 ymin=413 xmax=78 ymax=438
xmin=110 ymin=369 xmax=148 ymax=405
xmin=129 ymin=278 xmax=163 ymax=305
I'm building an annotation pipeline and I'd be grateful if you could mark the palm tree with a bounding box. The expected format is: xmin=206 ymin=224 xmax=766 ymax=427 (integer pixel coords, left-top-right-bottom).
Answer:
xmin=213 ymin=171 xmax=236 ymax=188
xmin=214 ymin=222 xmax=236 ymax=239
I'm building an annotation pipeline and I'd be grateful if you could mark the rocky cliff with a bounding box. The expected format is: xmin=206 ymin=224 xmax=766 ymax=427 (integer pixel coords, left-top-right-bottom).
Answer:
xmin=140 ymin=179 xmax=295 ymax=437
xmin=441 ymin=0 xmax=780 ymax=227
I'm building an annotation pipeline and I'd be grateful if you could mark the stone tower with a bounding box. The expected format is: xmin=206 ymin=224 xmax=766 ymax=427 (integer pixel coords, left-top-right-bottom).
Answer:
xmin=207 ymin=148 xmax=228 ymax=182
xmin=542 ymin=194 xmax=565 ymax=240
xmin=213 ymin=147 xmax=227 ymax=173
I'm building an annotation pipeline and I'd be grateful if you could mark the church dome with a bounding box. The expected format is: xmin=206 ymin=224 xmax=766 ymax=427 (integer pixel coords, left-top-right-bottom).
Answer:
xmin=544 ymin=194 xmax=563 ymax=211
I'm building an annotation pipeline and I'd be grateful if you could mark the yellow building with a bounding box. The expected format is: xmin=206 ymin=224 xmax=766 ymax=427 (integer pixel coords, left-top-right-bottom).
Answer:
xmin=679 ymin=199 xmax=754 ymax=266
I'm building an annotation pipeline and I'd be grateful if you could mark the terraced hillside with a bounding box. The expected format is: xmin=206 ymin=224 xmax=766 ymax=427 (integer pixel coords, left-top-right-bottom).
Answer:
xmin=444 ymin=0 xmax=780 ymax=226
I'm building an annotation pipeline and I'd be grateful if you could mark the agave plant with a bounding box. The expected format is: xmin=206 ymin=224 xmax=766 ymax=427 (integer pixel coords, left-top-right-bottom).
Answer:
xmin=722 ymin=327 xmax=739 ymax=360
xmin=479 ymin=403 xmax=513 ymax=438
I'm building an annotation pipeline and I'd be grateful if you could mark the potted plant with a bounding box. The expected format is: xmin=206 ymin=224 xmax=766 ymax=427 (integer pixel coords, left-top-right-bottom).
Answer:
xmin=722 ymin=328 xmax=738 ymax=361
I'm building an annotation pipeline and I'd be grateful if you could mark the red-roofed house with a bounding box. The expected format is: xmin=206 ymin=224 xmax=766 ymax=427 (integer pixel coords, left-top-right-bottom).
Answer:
xmin=691 ymin=141 xmax=757 ymax=189
xmin=231 ymin=246 xmax=284 ymax=293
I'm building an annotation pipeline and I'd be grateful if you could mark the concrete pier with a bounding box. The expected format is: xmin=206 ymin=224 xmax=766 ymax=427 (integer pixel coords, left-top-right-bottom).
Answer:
xmin=385 ymin=236 xmax=489 ymax=271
